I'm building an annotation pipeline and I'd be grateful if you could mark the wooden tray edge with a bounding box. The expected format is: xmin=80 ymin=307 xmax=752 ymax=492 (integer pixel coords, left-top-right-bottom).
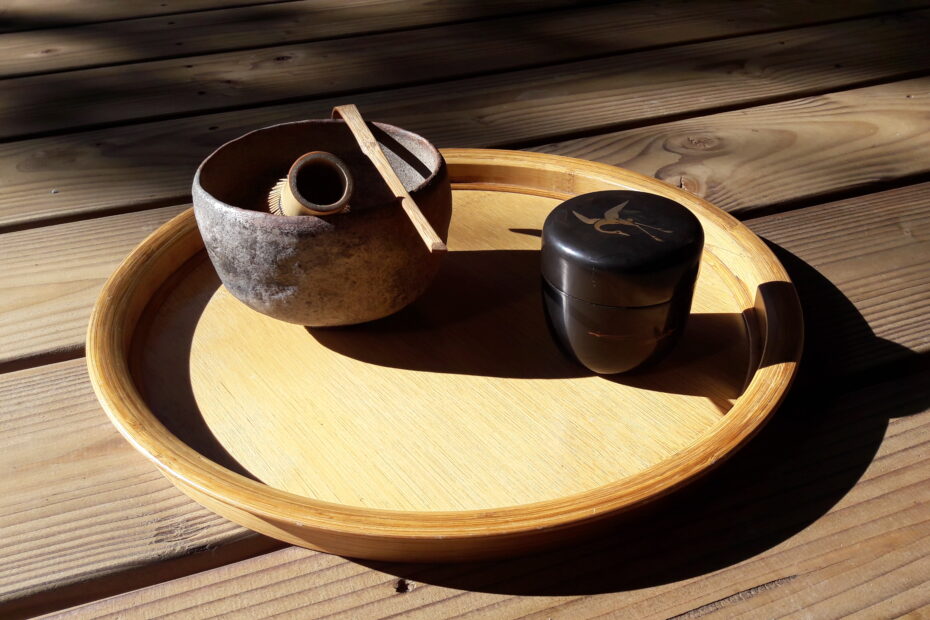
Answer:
xmin=86 ymin=149 xmax=803 ymax=560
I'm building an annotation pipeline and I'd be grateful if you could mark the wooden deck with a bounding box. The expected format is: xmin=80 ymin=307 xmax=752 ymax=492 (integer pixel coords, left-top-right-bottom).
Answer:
xmin=1 ymin=1 xmax=929 ymax=617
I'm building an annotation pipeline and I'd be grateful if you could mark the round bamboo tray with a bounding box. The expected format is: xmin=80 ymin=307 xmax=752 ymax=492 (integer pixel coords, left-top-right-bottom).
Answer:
xmin=87 ymin=149 xmax=803 ymax=562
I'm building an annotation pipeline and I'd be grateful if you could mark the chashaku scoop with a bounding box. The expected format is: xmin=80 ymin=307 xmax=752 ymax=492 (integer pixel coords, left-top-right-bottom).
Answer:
xmin=267 ymin=106 xmax=447 ymax=256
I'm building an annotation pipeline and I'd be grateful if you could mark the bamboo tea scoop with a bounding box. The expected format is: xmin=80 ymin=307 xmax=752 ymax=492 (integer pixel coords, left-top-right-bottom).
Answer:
xmin=332 ymin=104 xmax=447 ymax=253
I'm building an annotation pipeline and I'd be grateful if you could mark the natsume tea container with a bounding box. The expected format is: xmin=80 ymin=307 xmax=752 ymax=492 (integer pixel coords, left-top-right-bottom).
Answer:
xmin=541 ymin=190 xmax=704 ymax=374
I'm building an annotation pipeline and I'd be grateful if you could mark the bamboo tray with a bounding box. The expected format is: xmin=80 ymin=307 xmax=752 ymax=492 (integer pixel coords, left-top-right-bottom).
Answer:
xmin=87 ymin=149 xmax=802 ymax=562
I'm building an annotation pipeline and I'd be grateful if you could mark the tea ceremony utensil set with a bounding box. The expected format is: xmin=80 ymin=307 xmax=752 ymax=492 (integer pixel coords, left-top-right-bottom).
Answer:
xmin=87 ymin=105 xmax=801 ymax=562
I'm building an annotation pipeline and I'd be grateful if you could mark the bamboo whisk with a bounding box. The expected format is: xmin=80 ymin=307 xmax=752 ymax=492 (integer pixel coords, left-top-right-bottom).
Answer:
xmin=268 ymin=151 xmax=353 ymax=216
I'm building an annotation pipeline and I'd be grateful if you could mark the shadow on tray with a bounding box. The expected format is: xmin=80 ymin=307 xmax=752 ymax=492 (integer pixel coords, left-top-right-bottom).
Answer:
xmin=131 ymin=243 xmax=929 ymax=596
xmin=312 ymin=247 xmax=752 ymax=405
xmin=130 ymin=254 xmax=261 ymax=482
xmin=134 ymin=246 xmax=751 ymax=487
xmin=357 ymin=242 xmax=930 ymax=595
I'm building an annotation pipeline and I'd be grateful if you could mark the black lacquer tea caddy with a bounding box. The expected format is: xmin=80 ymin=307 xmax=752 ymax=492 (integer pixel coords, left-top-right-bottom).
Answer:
xmin=541 ymin=190 xmax=704 ymax=374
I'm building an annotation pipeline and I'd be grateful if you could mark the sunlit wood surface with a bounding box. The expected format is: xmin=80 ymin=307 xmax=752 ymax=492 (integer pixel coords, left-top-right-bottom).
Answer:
xmin=1 ymin=0 xmax=929 ymax=617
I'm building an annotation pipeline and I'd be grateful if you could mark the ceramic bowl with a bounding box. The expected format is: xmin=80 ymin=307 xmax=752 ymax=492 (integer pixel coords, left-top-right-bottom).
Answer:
xmin=192 ymin=119 xmax=451 ymax=326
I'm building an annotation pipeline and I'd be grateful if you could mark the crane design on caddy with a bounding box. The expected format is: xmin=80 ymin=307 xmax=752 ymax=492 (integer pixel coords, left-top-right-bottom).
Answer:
xmin=573 ymin=200 xmax=672 ymax=242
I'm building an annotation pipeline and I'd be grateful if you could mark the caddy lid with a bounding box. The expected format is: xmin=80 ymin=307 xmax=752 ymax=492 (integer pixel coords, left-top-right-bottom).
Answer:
xmin=541 ymin=190 xmax=704 ymax=307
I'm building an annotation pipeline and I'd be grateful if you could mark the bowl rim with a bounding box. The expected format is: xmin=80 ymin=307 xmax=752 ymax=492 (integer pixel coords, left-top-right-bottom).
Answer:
xmin=192 ymin=118 xmax=444 ymax=221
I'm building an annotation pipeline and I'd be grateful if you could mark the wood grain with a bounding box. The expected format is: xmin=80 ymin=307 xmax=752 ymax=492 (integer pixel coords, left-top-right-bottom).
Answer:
xmin=54 ymin=366 xmax=930 ymax=619
xmin=1 ymin=1 xmax=926 ymax=616
xmin=0 ymin=359 xmax=257 ymax=609
xmin=5 ymin=182 xmax=924 ymax=612
xmin=0 ymin=0 xmax=291 ymax=33
xmin=0 ymin=0 xmax=582 ymax=78
xmin=4 ymin=108 xmax=930 ymax=373
xmin=2 ymin=175 xmax=923 ymax=609
xmin=1 ymin=1 xmax=926 ymax=141
xmin=4 ymin=153 xmax=929 ymax=380
xmin=133 ymin=193 xmax=747 ymax=511
xmin=0 ymin=205 xmax=185 ymax=370
xmin=4 ymin=11 xmax=930 ymax=229
xmin=748 ymin=182 xmax=930 ymax=376
xmin=532 ymin=77 xmax=930 ymax=216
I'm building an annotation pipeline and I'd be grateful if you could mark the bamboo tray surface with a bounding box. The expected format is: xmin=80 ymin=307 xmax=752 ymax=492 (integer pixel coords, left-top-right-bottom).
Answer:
xmin=88 ymin=149 xmax=802 ymax=561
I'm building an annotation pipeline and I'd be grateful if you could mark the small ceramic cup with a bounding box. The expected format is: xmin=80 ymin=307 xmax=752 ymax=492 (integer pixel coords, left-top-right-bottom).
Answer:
xmin=193 ymin=119 xmax=452 ymax=327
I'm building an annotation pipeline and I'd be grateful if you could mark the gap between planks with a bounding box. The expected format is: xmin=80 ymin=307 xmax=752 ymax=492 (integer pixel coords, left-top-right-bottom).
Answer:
xmin=4 ymin=99 xmax=930 ymax=371
xmin=0 ymin=0 xmax=599 ymax=80
xmin=0 ymin=0 xmax=305 ymax=35
xmin=0 ymin=534 xmax=284 ymax=619
xmin=0 ymin=1 xmax=927 ymax=143
xmin=1 ymin=182 xmax=928 ymax=614
xmin=4 ymin=13 xmax=930 ymax=231
xmin=38 ymin=365 xmax=930 ymax=619
xmin=1 ymin=3 xmax=928 ymax=612
xmin=529 ymin=77 xmax=930 ymax=217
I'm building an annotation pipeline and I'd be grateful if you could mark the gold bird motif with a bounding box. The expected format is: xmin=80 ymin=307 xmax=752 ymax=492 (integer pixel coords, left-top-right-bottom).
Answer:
xmin=573 ymin=200 xmax=672 ymax=241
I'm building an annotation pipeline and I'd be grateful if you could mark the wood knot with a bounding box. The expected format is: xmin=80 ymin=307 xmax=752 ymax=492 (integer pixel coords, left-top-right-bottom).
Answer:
xmin=678 ymin=176 xmax=701 ymax=193
xmin=683 ymin=135 xmax=720 ymax=151
xmin=664 ymin=134 xmax=725 ymax=155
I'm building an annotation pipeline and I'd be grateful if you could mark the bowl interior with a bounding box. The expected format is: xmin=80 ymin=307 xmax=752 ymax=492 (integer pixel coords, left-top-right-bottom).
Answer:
xmin=197 ymin=120 xmax=442 ymax=213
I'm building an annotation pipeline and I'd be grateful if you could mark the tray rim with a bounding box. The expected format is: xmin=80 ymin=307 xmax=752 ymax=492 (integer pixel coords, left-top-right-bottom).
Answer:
xmin=87 ymin=148 xmax=802 ymax=549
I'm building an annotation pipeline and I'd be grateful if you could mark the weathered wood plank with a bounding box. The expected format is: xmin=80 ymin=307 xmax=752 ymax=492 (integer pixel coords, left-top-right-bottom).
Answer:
xmin=0 ymin=0 xmax=291 ymax=33
xmin=0 ymin=205 xmax=185 ymax=369
xmin=4 ymin=3 xmax=927 ymax=618
xmin=531 ymin=77 xmax=930 ymax=217
xmin=748 ymin=183 xmax=930 ymax=376
xmin=4 ymin=12 xmax=930 ymax=229
xmin=3 ymin=183 xmax=928 ymax=615
xmin=1 ymin=1 xmax=925 ymax=141
xmin=844 ymin=585 xmax=930 ymax=620
xmin=49 ymin=365 xmax=930 ymax=619
xmin=0 ymin=358 xmax=266 ymax=613
xmin=0 ymin=0 xmax=583 ymax=78
xmin=4 ymin=132 xmax=929 ymax=371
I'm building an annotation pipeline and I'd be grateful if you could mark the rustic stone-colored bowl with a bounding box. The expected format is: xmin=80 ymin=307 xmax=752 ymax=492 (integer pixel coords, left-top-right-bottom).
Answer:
xmin=192 ymin=120 xmax=452 ymax=327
